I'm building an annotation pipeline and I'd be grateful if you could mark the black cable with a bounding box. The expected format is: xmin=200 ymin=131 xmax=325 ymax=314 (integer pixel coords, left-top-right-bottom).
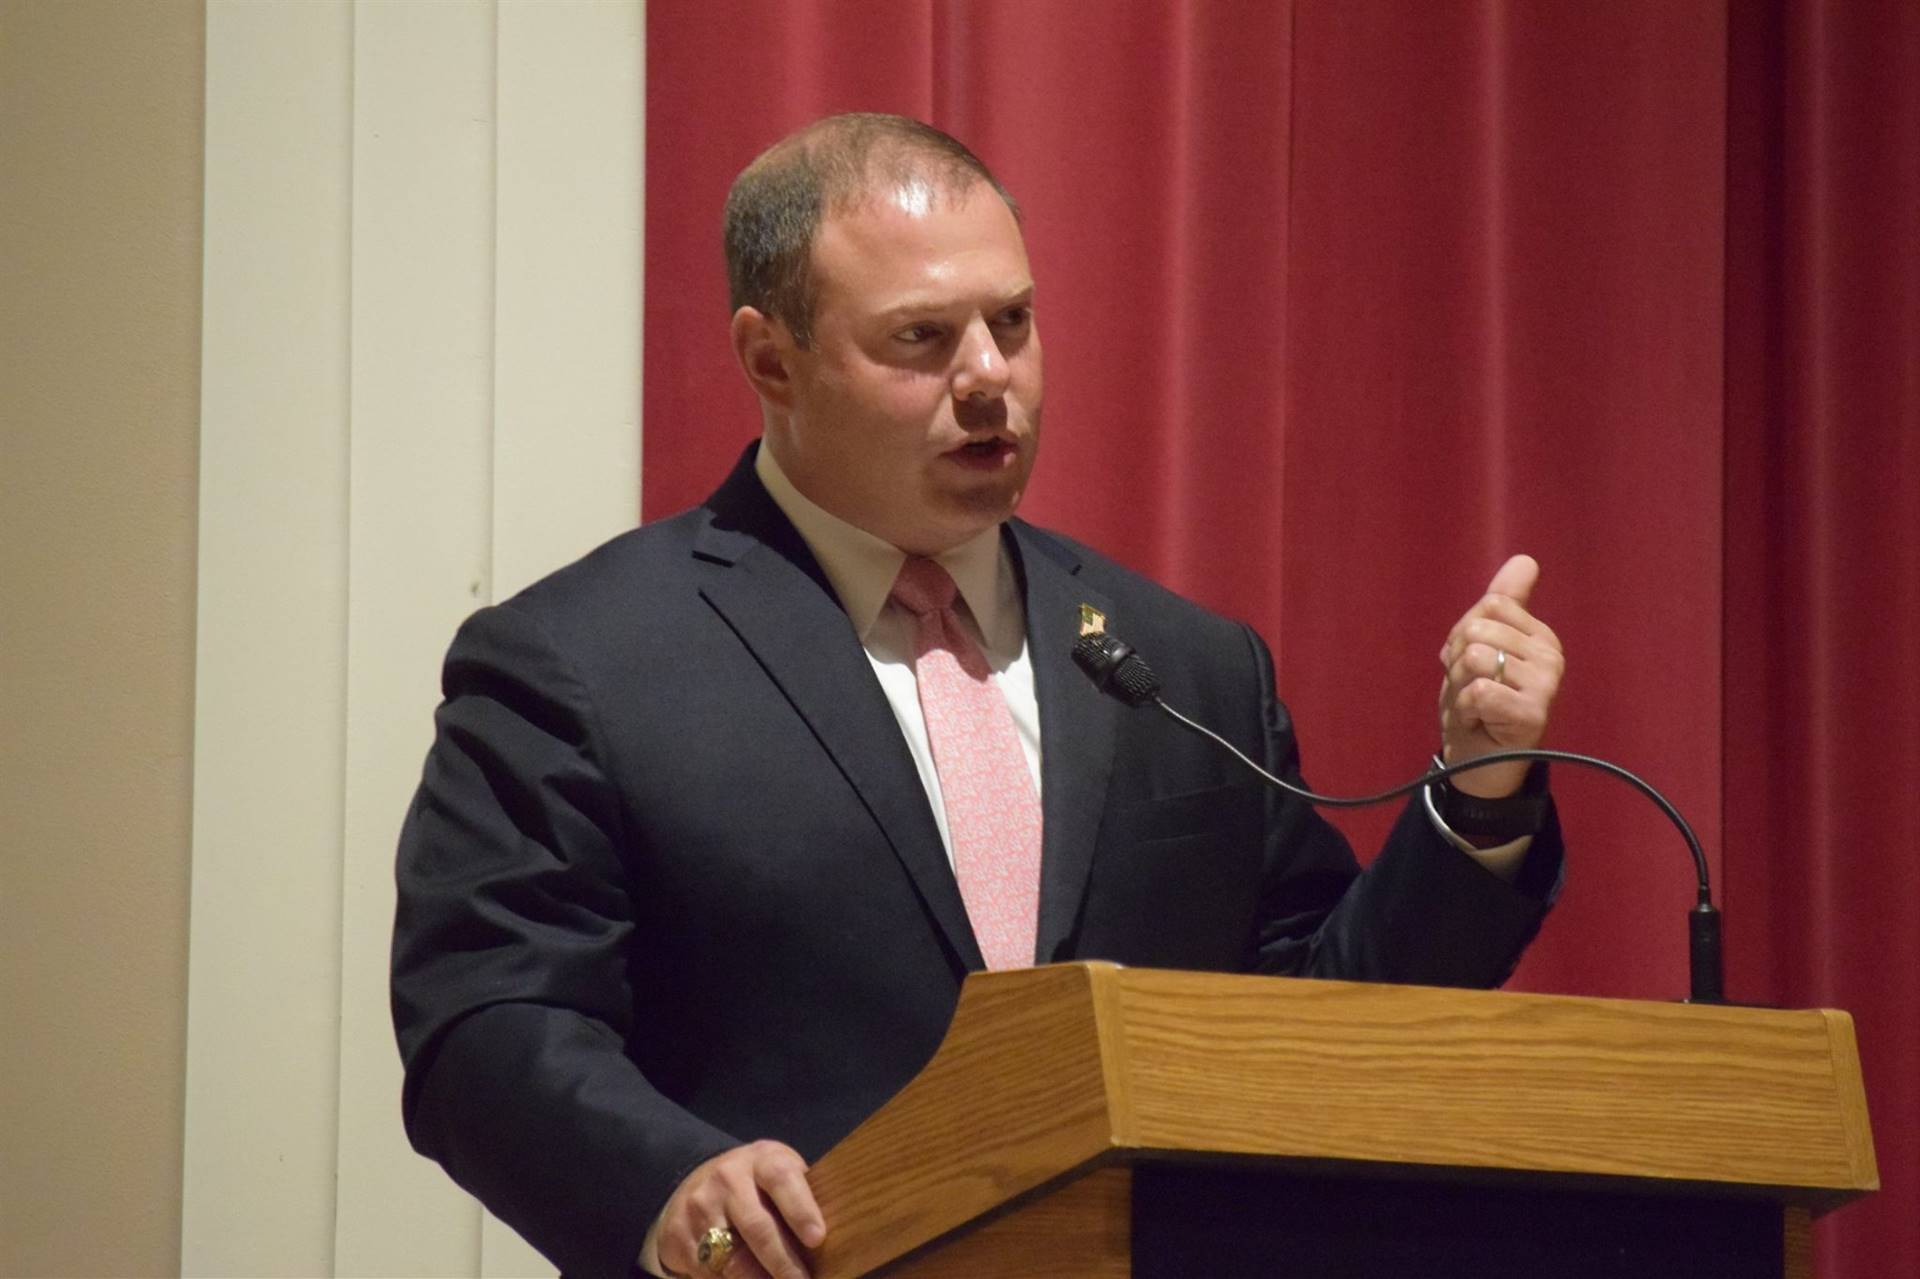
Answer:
xmin=1073 ymin=630 xmax=1727 ymax=1001
xmin=1152 ymin=699 xmax=1711 ymax=903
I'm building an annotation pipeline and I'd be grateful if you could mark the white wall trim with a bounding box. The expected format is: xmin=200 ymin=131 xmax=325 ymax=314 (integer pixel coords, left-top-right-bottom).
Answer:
xmin=188 ymin=3 xmax=643 ymax=1274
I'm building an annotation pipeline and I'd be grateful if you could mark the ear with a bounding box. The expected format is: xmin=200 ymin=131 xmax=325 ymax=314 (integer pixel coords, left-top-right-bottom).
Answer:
xmin=730 ymin=306 xmax=799 ymax=410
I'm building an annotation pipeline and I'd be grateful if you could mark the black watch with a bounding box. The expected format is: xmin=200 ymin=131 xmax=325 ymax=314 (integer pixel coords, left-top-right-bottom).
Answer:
xmin=1431 ymin=758 xmax=1551 ymax=842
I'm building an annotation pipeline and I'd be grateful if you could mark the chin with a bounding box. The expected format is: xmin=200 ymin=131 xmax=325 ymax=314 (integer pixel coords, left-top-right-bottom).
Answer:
xmin=902 ymin=500 xmax=1010 ymax=556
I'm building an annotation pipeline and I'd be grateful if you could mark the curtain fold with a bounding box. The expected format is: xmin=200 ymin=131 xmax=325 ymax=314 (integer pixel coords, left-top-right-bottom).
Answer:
xmin=1282 ymin=3 xmax=1728 ymax=967
xmin=1723 ymin=0 xmax=1920 ymax=1268
xmin=645 ymin=4 xmax=1916 ymax=1270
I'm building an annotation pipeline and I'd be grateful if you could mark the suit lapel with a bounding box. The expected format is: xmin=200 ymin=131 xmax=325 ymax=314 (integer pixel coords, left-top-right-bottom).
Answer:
xmin=1009 ymin=522 xmax=1119 ymax=962
xmin=692 ymin=452 xmax=985 ymax=971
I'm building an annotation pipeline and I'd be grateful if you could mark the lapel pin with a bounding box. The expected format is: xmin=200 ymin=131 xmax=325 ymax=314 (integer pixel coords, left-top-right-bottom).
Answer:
xmin=1078 ymin=604 xmax=1107 ymax=637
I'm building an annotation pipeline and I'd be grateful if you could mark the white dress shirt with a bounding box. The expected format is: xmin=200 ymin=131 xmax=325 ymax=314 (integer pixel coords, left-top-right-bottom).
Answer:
xmin=756 ymin=444 xmax=1042 ymax=869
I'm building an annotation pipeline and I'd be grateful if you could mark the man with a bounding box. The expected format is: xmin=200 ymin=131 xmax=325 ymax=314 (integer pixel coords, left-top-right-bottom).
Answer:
xmin=393 ymin=113 xmax=1566 ymax=1279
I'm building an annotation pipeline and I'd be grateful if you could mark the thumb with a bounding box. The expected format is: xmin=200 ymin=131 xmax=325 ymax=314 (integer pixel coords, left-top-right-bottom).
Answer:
xmin=1484 ymin=553 xmax=1540 ymax=605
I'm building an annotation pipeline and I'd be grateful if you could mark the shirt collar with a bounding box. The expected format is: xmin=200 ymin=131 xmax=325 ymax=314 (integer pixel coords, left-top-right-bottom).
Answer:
xmin=754 ymin=441 xmax=1010 ymax=643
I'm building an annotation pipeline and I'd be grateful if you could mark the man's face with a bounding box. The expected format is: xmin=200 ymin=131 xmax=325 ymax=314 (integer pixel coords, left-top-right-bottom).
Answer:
xmin=766 ymin=180 xmax=1042 ymax=556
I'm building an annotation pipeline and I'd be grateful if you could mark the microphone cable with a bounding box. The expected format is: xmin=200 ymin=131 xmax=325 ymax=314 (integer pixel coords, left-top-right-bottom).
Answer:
xmin=1072 ymin=631 xmax=1724 ymax=1003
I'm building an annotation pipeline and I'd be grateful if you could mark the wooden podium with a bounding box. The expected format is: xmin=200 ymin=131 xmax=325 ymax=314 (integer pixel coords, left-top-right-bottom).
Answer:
xmin=803 ymin=963 xmax=1876 ymax=1278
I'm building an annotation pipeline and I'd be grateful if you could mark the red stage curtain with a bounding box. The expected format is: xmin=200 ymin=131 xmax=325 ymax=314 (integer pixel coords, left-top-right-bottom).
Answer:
xmin=1723 ymin=1 xmax=1920 ymax=1271
xmin=645 ymin=3 xmax=1917 ymax=1269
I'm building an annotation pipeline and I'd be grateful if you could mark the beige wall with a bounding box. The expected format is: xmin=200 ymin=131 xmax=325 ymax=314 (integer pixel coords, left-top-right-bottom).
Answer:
xmin=0 ymin=1 xmax=204 ymax=1275
xmin=0 ymin=3 xmax=643 ymax=1272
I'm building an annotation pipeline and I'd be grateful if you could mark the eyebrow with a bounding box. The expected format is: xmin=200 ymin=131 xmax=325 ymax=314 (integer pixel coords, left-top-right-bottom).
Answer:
xmin=873 ymin=284 xmax=1035 ymax=323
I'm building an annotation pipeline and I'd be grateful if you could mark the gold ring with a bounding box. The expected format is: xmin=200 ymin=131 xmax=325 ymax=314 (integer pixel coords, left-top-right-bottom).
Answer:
xmin=696 ymin=1224 xmax=737 ymax=1274
xmin=1494 ymin=648 xmax=1509 ymax=686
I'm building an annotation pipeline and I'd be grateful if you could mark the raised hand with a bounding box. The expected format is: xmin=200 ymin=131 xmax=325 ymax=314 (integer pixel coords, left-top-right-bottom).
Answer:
xmin=1437 ymin=554 xmax=1565 ymax=798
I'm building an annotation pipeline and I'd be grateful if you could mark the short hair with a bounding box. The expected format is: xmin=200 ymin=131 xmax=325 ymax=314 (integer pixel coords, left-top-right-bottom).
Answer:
xmin=723 ymin=112 xmax=1020 ymax=347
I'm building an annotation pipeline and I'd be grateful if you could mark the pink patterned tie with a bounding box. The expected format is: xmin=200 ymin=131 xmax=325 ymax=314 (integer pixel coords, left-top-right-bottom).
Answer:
xmin=889 ymin=556 xmax=1042 ymax=970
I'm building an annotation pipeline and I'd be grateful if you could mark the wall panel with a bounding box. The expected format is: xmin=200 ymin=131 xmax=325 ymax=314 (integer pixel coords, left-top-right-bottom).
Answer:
xmin=492 ymin=0 xmax=645 ymax=604
xmin=191 ymin=3 xmax=644 ymax=1275
xmin=486 ymin=2 xmax=646 ymax=1269
xmin=186 ymin=4 xmax=353 ymax=1273
xmin=332 ymin=2 xmax=498 ymax=1273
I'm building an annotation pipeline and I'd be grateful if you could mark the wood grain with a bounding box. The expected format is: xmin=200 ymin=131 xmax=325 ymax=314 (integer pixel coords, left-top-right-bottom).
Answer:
xmin=806 ymin=965 xmax=1119 ymax=1279
xmin=1784 ymin=1205 xmax=1812 ymax=1279
xmin=802 ymin=964 xmax=1876 ymax=1277
xmin=875 ymin=1167 xmax=1132 ymax=1279
xmin=1819 ymin=1010 xmax=1881 ymax=1189
xmin=1109 ymin=968 xmax=1878 ymax=1203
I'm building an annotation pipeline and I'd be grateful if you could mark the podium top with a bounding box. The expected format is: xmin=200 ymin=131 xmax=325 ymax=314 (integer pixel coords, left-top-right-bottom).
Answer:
xmin=806 ymin=963 xmax=1877 ymax=1278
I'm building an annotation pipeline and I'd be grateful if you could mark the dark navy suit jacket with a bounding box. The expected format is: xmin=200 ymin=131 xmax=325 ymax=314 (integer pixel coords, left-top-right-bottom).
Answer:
xmin=392 ymin=446 xmax=1560 ymax=1277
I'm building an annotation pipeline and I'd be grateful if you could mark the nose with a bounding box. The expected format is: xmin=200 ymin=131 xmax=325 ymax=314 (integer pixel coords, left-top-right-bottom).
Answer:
xmin=950 ymin=316 xmax=1011 ymax=403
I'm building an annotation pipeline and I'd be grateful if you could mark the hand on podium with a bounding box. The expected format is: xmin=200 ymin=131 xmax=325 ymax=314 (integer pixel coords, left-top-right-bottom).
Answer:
xmin=648 ymin=1139 xmax=827 ymax=1279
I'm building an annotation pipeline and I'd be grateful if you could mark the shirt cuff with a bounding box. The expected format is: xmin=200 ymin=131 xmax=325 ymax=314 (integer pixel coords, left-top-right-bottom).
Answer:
xmin=637 ymin=1211 xmax=667 ymax=1277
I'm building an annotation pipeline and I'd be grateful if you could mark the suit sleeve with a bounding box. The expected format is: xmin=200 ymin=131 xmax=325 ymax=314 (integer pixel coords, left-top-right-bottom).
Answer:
xmin=1237 ymin=622 xmax=1564 ymax=986
xmin=392 ymin=602 xmax=737 ymax=1279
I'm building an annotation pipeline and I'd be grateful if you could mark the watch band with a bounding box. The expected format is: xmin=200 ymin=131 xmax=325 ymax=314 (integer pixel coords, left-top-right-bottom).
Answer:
xmin=1428 ymin=757 xmax=1550 ymax=842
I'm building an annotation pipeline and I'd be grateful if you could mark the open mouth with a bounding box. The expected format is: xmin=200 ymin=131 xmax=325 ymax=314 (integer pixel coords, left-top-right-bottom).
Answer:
xmin=949 ymin=437 xmax=1015 ymax=467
